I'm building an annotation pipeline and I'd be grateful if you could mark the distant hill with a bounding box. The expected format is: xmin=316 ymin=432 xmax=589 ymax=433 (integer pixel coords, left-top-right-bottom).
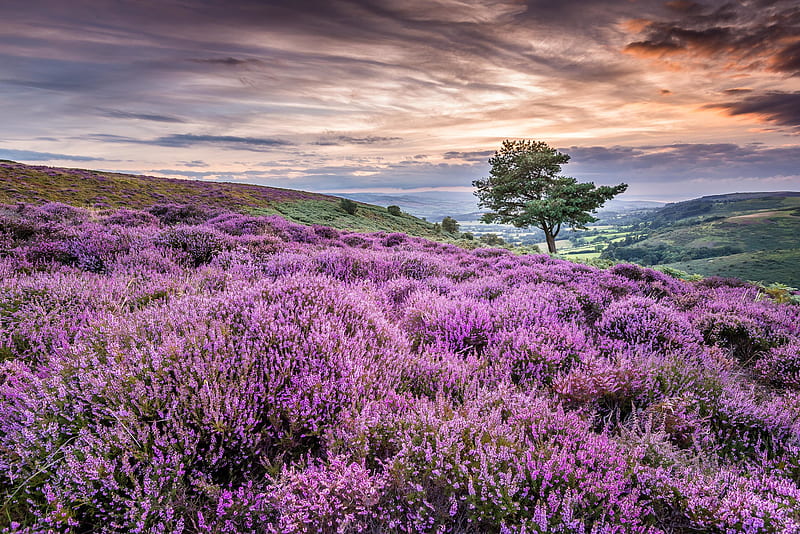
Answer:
xmin=603 ymin=192 xmax=800 ymax=285
xmin=342 ymin=191 xmax=663 ymax=222
xmin=0 ymin=160 xmax=438 ymax=236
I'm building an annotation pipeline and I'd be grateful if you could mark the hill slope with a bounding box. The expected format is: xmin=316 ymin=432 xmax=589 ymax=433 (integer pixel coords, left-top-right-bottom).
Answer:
xmin=603 ymin=192 xmax=800 ymax=285
xmin=0 ymin=160 xmax=438 ymax=236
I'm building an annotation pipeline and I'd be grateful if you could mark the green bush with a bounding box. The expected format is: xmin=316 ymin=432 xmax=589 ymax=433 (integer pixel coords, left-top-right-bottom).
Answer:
xmin=387 ymin=205 xmax=401 ymax=216
xmin=441 ymin=216 xmax=459 ymax=233
xmin=340 ymin=198 xmax=358 ymax=215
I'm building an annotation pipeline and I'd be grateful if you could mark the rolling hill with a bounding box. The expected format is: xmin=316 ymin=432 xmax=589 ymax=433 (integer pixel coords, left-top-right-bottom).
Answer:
xmin=602 ymin=192 xmax=800 ymax=286
xmin=0 ymin=160 xmax=439 ymax=237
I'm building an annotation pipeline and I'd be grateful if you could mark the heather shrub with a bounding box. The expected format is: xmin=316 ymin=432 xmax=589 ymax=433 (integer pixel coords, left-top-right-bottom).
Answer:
xmin=111 ymin=246 xmax=182 ymax=275
xmin=0 ymin=207 xmax=54 ymax=242
xmin=403 ymin=292 xmax=494 ymax=355
xmin=472 ymin=247 xmax=509 ymax=258
xmin=597 ymin=296 xmax=702 ymax=354
xmin=494 ymin=283 xmax=584 ymax=328
xmin=311 ymin=224 xmax=340 ymax=240
xmin=38 ymin=202 xmax=91 ymax=225
xmin=156 ymin=225 xmax=231 ymax=266
xmin=312 ymin=249 xmax=389 ymax=283
xmin=486 ymin=323 xmax=592 ymax=388
xmin=393 ymin=251 xmax=442 ymax=280
xmin=341 ymin=233 xmax=371 ymax=248
xmin=608 ymin=263 xmax=685 ymax=294
xmin=380 ymin=392 xmax=652 ymax=532
xmin=21 ymin=239 xmax=77 ymax=268
xmin=382 ymin=232 xmax=406 ymax=247
xmin=754 ymin=343 xmax=800 ymax=389
xmin=698 ymin=383 xmax=800 ymax=462
xmin=638 ymin=466 xmax=800 ymax=532
xmin=268 ymin=456 xmax=385 ymax=533
xmin=553 ymin=355 xmax=657 ymax=422
xmin=262 ymin=215 xmax=318 ymax=243
xmin=148 ymin=203 xmax=219 ymax=225
xmin=398 ymin=348 xmax=484 ymax=403
xmin=101 ymin=208 xmax=160 ymax=227
xmin=695 ymin=308 xmax=778 ymax=362
xmin=2 ymin=205 xmax=799 ymax=532
xmin=696 ymin=275 xmax=754 ymax=289
xmin=206 ymin=212 xmax=270 ymax=235
xmin=68 ymin=223 xmax=144 ymax=273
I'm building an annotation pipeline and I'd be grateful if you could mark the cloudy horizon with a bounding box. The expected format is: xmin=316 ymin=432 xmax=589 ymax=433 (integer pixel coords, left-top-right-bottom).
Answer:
xmin=1 ymin=0 xmax=798 ymax=201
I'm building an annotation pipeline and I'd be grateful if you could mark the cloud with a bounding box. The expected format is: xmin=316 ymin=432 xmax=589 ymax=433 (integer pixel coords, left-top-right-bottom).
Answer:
xmin=179 ymin=160 xmax=209 ymax=168
xmin=313 ymin=135 xmax=402 ymax=146
xmin=623 ymin=1 xmax=800 ymax=75
xmin=101 ymin=110 xmax=186 ymax=123
xmin=189 ymin=57 xmax=264 ymax=66
xmin=705 ymin=91 xmax=800 ymax=129
xmin=443 ymin=150 xmax=495 ymax=162
xmin=566 ymin=143 xmax=800 ymax=182
xmin=87 ymin=133 xmax=293 ymax=151
xmin=722 ymin=88 xmax=753 ymax=95
xmin=152 ymin=134 xmax=293 ymax=149
xmin=0 ymin=148 xmax=108 ymax=162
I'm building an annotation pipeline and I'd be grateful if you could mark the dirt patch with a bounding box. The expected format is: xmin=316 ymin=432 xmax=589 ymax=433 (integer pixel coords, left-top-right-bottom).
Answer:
xmin=726 ymin=211 xmax=780 ymax=224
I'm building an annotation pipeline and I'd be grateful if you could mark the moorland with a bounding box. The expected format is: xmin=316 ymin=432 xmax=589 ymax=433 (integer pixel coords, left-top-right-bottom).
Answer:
xmin=1 ymin=161 xmax=799 ymax=533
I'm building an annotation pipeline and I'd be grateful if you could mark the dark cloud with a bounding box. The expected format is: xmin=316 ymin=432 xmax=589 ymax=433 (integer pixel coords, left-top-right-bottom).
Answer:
xmin=705 ymin=91 xmax=800 ymax=128
xmin=189 ymin=57 xmax=263 ymax=66
xmin=152 ymin=134 xmax=293 ymax=149
xmin=101 ymin=110 xmax=185 ymax=123
xmin=722 ymin=88 xmax=753 ymax=95
xmin=88 ymin=133 xmax=293 ymax=150
xmin=624 ymin=0 xmax=800 ymax=75
xmin=0 ymin=148 xmax=108 ymax=162
xmin=443 ymin=150 xmax=496 ymax=161
xmin=313 ymin=135 xmax=402 ymax=146
xmin=664 ymin=1 xmax=703 ymax=14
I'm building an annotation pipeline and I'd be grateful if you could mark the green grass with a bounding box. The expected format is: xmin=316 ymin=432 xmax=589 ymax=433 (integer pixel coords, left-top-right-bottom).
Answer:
xmin=605 ymin=194 xmax=800 ymax=286
xmin=661 ymin=249 xmax=800 ymax=287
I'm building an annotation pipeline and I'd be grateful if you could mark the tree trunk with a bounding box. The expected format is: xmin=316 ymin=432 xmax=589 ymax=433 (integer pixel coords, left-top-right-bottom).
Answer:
xmin=544 ymin=230 xmax=557 ymax=254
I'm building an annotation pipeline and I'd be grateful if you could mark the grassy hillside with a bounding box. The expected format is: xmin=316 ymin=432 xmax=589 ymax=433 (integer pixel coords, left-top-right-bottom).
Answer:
xmin=0 ymin=160 xmax=438 ymax=237
xmin=603 ymin=193 xmax=800 ymax=285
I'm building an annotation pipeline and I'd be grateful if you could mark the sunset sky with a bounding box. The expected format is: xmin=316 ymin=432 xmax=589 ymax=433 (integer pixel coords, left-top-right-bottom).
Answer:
xmin=1 ymin=0 xmax=798 ymax=201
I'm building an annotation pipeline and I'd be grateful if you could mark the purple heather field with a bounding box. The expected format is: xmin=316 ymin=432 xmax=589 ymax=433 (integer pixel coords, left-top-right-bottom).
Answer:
xmin=1 ymin=201 xmax=800 ymax=533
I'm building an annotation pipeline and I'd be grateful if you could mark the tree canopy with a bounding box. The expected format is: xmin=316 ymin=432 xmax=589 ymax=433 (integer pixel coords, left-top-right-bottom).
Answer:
xmin=473 ymin=139 xmax=627 ymax=253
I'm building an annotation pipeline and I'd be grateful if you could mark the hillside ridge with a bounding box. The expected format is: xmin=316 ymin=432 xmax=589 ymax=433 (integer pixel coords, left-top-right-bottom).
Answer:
xmin=0 ymin=160 xmax=439 ymax=237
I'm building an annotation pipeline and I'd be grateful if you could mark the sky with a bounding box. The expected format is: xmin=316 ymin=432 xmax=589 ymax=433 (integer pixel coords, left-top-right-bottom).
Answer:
xmin=0 ymin=0 xmax=798 ymax=201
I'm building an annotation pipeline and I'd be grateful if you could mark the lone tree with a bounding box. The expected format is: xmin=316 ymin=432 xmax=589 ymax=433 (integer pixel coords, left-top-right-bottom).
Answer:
xmin=473 ymin=139 xmax=627 ymax=254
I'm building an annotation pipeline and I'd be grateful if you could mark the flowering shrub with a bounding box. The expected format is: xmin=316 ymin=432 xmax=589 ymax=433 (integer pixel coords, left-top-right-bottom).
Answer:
xmin=101 ymin=208 xmax=160 ymax=228
xmin=1 ymin=204 xmax=799 ymax=532
xmin=755 ymin=343 xmax=800 ymax=389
